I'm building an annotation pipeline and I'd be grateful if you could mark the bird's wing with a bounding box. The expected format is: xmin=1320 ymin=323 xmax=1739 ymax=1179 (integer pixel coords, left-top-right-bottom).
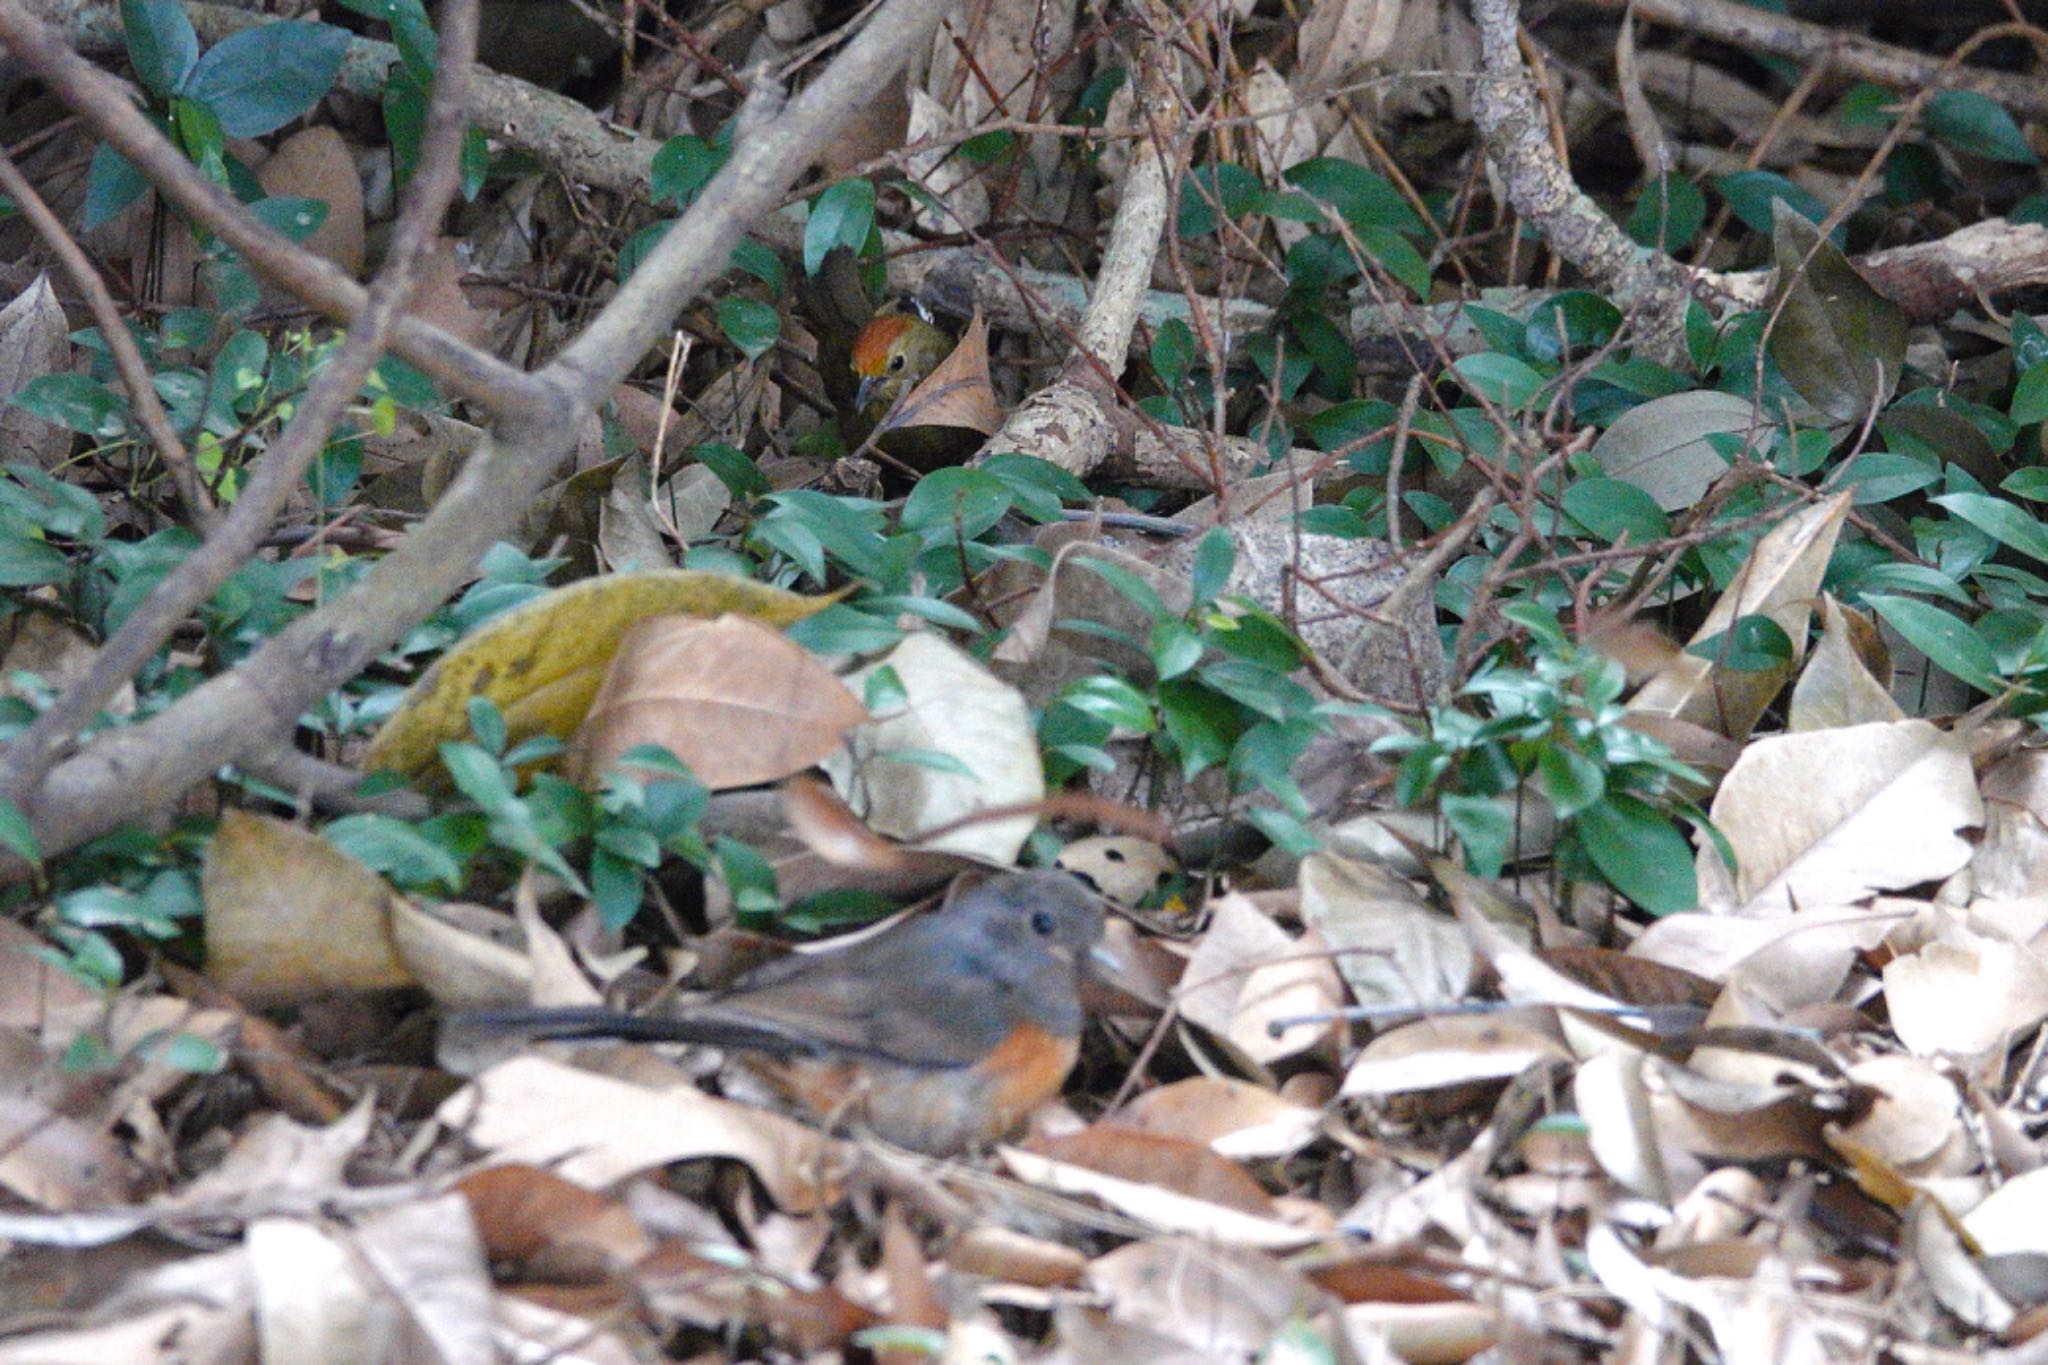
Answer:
xmin=709 ymin=929 xmax=1018 ymax=1069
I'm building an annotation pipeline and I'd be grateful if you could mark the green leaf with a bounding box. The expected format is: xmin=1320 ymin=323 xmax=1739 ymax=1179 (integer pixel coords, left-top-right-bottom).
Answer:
xmin=1932 ymin=491 xmax=2048 ymax=563
xmin=1158 ymin=679 xmax=1240 ymax=778
xmin=1177 ymin=162 xmax=1261 ymax=237
xmin=1767 ymin=200 xmax=1907 ymax=425
xmin=10 ymin=373 xmax=129 ymax=439
xmin=1152 ymin=318 xmax=1195 ymax=386
xmin=1150 ymin=618 xmax=1203 ymax=680
xmin=1864 ymin=594 xmax=2004 ymax=694
xmin=332 ymin=0 xmax=437 ymax=83
xmin=322 ymin=814 xmax=462 ymax=889
xmin=651 ymin=134 xmax=725 ymax=207
xmin=183 ymin=21 xmax=350 ymax=137
xmin=247 ymin=195 xmax=328 ymax=242
xmin=1925 ymin=90 xmax=2037 ymax=164
xmin=1056 ymin=676 xmax=1157 ymax=733
xmin=0 ymin=797 xmax=41 ymax=867
xmin=1840 ymin=452 xmax=1938 ymax=504
xmin=1450 ymin=352 xmax=1546 ymax=410
xmin=1559 ymin=477 xmax=1667 ymax=544
xmin=121 ymin=0 xmax=198 ymax=99
xmin=1536 ymin=746 xmax=1605 ymax=820
xmin=1524 ymin=291 xmax=1621 ymax=364
xmin=1442 ymin=794 xmax=1512 ymax=878
xmin=804 ymin=178 xmax=877 ymax=276
xmin=1626 ymin=172 xmax=1705 ymax=250
xmin=1574 ymin=796 xmax=1697 ymax=914
xmin=1280 ymin=158 xmax=1421 ymax=233
xmin=900 ymin=467 xmax=1011 ymax=539
xmin=83 ymin=144 xmax=150 ymax=230
xmin=716 ymin=296 xmax=779 ymax=359
xmin=690 ymin=441 xmax=769 ymax=499
xmin=1685 ymin=614 xmax=1794 ymax=672
xmin=1713 ymin=170 xmax=1841 ymax=245
xmin=2013 ymin=362 xmax=2048 ymax=425
xmin=1190 ymin=527 xmax=1235 ymax=608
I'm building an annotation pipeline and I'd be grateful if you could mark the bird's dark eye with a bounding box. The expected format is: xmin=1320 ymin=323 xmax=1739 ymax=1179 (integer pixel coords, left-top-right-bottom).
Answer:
xmin=888 ymin=353 xmax=906 ymax=371
xmin=1030 ymin=909 xmax=1057 ymax=937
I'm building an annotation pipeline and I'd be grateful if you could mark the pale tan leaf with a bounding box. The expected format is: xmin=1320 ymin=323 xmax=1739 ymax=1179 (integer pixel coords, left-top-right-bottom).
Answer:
xmin=1788 ymin=595 xmax=1902 ymax=732
xmin=1055 ymin=835 xmax=1176 ymax=905
xmin=436 ymin=1056 xmax=843 ymax=1214
xmin=1699 ymin=720 xmax=1981 ymax=914
xmin=998 ymin=1146 xmax=1317 ymax=1249
xmin=1575 ymin=1051 xmax=1669 ymax=1202
xmin=821 ymin=632 xmax=1044 ymax=863
xmin=0 ymin=1094 xmax=133 ymax=1210
xmin=0 ymin=275 xmax=72 ymax=470
xmin=249 ymin=1218 xmax=393 ymax=1365
xmin=1108 ymin=1077 xmax=1323 ymax=1159
xmin=1974 ymin=749 xmax=2048 ymax=899
xmin=1630 ymin=491 xmax=1851 ymax=740
xmin=893 ymin=310 xmax=1000 ymax=435
xmin=1341 ymin=1009 xmax=1570 ymax=1098
xmin=202 ymin=810 xmax=413 ymax=1005
xmin=1906 ymin=1197 xmax=2017 ymax=1335
xmin=388 ymin=901 xmax=534 ymax=1010
xmin=568 ymin=613 xmax=867 ymax=789
xmin=166 ymin=1100 xmax=374 ymax=1215
xmin=1884 ymin=925 xmax=2048 ymax=1059
xmin=1298 ymin=850 xmax=1474 ymax=1013
xmin=346 ymin=1194 xmax=496 ymax=1364
xmin=1296 ymin=0 xmax=1405 ymax=94
xmin=1175 ymin=891 xmax=1343 ymax=1065
xmin=1964 ymin=1165 xmax=2048 ymax=1255
xmin=1086 ymin=1242 xmax=1316 ymax=1360
xmin=256 ymin=127 xmax=365 ymax=276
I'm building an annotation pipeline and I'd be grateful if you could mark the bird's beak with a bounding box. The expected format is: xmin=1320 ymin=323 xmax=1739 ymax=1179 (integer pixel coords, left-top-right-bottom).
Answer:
xmin=1088 ymin=942 xmax=1126 ymax=978
xmin=855 ymin=374 xmax=882 ymax=414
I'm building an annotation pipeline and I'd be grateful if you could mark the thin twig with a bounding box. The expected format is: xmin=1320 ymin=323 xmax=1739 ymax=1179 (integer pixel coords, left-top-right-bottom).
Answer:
xmin=0 ymin=153 xmax=218 ymax=532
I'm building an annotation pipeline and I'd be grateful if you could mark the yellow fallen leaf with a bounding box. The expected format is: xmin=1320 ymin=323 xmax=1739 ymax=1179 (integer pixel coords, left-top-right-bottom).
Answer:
xmin=363 ymin=570 xmax=839 ymax=781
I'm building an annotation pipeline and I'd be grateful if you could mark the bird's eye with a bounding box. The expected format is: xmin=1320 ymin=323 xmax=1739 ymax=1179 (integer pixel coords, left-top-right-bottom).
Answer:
xmin=888 ymin=353 xmax=906 ymax=371
xmin=1030 ymin=909 xmax=1057 ymax=937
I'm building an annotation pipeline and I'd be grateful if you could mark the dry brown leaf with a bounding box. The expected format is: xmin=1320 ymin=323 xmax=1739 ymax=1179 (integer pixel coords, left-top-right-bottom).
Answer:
xmin=1788 ymin=594 xmax=1901 ymax=733
xmin=1299 ymin=850 xmax=1474 ymax=1013
xmin=1056 ymin=835 xmax=1175 ymax=905
xmin=890 ymin=310 xmax=1001 ymax=435
xmin=0 ymin=275 xmax=72 ymax=471
xmin=0 ymin=1092 xmax=133 ymax=1210
xmin=1884 ymin=922 xmax=2048 ymax=1059
xmin=1342 ymin=1009 xmax=1571 ymax=1098
xmin=436 ymin=1056 xmax=843 ymax=1214
xmin=1108 ymin=1078 xmax=1323 ymax=1159
xmin=365 ymin=570 xmax=838 ymax=782
xmin=202 ymin=810 xmax=413 ymax=1005
xmin=407 ymin=236 xmax=494 ymax=347
xmin=999 ymin=1145 xmax=1316 ymax=1249
xmin=821 ymin=632 xmax=1044 ymax=863
xmin=567 ymin=613 xmax=867 ymax=789
xmin=1698 ymin=719 xmax=1982 ymax=914
xmin=1975 ymin=749 xmax=2048 ymax=899
xmin=1296 ymin=0 xmax=1405 ymax=94
xmin=458 ymin=1164 xmax=651 ymax=1279
xmin=1175 ymin=891 xmax=1343 ymax=1065
xmin=256 ymin=127 xmax=365 ymax=277
xmin=1630 ymin=491 xmax=1851 ymax=740
xmin=1086 ymin=1241 xmax=1324 ymax=1360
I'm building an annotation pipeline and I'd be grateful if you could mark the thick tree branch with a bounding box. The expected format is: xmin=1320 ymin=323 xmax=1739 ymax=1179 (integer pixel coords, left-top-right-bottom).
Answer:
xmin=0 ymin=152 xmax=218 ymax=532
xmin=0 ymin=0 xmax=535 ymax=416
xmin=9 ymin=0 xmax=952 ymax=863
xmin=0 ymin=0 xmax=483 ymax=810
